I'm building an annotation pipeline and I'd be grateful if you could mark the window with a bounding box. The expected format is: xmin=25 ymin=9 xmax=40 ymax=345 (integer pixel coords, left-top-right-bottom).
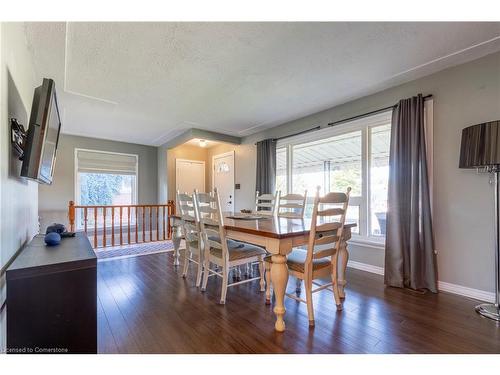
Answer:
xmin=369 ymin=124 xmax=390 ymax=237
xmin=75 ymin=149 xmax=138 ymax=229
xmin=276 ymin=111 xmax=392 ymax=242
xmin=276 ymin=147 xmax=288 ymax=194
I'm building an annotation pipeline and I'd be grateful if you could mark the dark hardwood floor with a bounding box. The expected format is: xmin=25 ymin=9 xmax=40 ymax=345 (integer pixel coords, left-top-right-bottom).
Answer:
xmin=97 ymin=252 xmax=500 ymax=354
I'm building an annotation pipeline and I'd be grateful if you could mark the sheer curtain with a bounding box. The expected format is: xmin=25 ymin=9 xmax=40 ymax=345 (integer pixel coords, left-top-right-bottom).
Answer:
xmin=384 ymin=94 xmax=437 ymax=292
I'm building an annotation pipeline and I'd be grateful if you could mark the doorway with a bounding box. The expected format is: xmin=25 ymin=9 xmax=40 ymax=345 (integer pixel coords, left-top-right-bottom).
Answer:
xmin=176 ymin=159 xmax=205 ymax=195
xmin=212 ymin=151 xmax=235 ymax=212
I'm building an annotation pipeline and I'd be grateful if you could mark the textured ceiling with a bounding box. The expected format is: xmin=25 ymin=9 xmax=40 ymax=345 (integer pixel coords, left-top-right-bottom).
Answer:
xmin=23 ymin=22 xmax=500 ymax=146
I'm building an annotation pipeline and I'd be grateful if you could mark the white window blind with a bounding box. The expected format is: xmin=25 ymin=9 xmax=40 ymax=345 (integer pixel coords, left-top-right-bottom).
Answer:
xmin=76 ymin=149 xmax=138 ymax=175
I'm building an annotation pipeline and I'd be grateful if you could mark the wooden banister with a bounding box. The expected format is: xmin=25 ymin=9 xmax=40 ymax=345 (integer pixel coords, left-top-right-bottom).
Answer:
xmin=68 ymin=201 xmax=75 ymax=232
xmin=167 ymin=199 xmax=175 ymax=239
xmin=68 ymin=202 xmax=175 ymax=249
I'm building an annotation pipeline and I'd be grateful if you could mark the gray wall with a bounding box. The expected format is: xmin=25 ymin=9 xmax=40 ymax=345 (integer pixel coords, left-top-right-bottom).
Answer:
xmin=240 ymin=51 xmax=500 ymax=294
xmin=0 ymin=22 xmax=40 ymax=352
xmin=39 ymin=134 xmax=158 ymax=232
xmin=154 ymin=51 xmax=500 ymax=294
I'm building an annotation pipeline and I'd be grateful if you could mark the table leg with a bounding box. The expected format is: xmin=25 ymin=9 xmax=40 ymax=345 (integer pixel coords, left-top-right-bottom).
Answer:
xmin=270 ymin=254 xmax=288 ymax=332
xmin=172 ymin=225 xmax=182 ymax=267
xmin=338 ymin=241 xmax=349 ymax=299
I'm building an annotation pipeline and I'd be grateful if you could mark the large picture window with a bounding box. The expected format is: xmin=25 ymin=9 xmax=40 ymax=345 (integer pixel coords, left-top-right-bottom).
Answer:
xmin=75 ymin=149 xmax=138 ymax=229
xmin=276 ymin=111 xmax=392 ymax=242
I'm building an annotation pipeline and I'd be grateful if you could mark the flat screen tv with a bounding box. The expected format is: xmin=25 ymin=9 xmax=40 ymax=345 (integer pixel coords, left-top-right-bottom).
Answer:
xmin=21 ymin=78 xmax=61 ymax=184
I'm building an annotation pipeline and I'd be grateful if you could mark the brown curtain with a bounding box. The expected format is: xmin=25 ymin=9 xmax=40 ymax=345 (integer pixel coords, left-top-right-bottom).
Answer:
xmin=385 ymin=94 xmax=437 ymax=292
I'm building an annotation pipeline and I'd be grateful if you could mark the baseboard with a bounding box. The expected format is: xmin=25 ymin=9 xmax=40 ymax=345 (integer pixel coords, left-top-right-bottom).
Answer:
xmin=347 ymin=260 xmax=384 ymax=275
xmin=437 ymin=281 xmax=495 ymax=303
xmin=346 ymin=260 xmax=495 ymax=303
xmin=98 ymin=248 xmax=173 ymax=262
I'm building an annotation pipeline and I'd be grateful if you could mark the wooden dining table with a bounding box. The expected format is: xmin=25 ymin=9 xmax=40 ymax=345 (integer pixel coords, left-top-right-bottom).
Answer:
xmin=170 ymin=213 xmax=356 ymax=332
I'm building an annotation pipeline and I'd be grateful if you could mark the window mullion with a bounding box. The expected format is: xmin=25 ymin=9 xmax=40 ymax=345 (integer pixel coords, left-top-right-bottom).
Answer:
xmin=287 ymin=144 xmax=293 ymax=195
xmin=360 ymin=127 xmax=369 ymax=237
xmin=367 ymin=127 xmax=373 ymax=237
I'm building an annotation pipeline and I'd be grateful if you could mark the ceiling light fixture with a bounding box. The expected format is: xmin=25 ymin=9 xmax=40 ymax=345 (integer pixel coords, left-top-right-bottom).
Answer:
xmin=199 ymin=139 xmax=207 ymax=148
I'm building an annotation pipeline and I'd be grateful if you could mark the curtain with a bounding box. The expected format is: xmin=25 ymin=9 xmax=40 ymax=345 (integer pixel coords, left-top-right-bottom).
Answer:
xmin=255 ymin=139 xmax=277 ymax=195
xmin=385 ymin=94 xmax=437 ymax=292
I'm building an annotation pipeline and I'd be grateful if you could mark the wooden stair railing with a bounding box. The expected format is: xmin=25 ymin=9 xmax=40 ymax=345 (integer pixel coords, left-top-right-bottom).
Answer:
xmin=68 ymin=200 xmax=176 ymax=249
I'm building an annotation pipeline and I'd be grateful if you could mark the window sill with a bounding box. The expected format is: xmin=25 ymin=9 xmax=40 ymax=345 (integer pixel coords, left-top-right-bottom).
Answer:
xmin=348 ymin=236 xmax=385 ymax=250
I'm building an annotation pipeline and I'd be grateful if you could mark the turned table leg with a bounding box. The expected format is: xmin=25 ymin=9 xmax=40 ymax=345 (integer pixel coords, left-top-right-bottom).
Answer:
xmin=270 ymin=254 xmax=289 ymax=332
xmin=338 ymin=241 xmax=349 ymax=299
xmin=172 ymin=224 xmax=182 ymax=267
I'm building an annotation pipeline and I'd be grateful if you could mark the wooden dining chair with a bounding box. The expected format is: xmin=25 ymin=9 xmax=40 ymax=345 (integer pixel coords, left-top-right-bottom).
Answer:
xmin=277 ymin=191 xmax=308 ymax=218
xmin=255 ymin=190 xmax=280 ymax=216
xmin=265 ymin=186 xmax=351 ymax=326
xmin=177 ymin=190 xmax=204 ymax=287
xmin=196 ymin=188 xmax=267 ymax=304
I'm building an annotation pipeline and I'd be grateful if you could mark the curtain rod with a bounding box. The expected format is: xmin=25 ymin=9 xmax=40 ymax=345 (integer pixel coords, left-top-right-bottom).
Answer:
xmin=272 ymin=125 xmax=321 ymax=142
xmin=265 ymin=94 xmax=433 ymax=144
xmin=327 ymin=94 xmax=433 ymax=128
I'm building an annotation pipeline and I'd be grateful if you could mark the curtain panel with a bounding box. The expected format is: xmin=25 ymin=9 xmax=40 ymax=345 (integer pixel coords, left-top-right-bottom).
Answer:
xmin=255 ymin=139 xmax=277 ymax=195
xmin=385 ymin=94 xmax=437 ymax=292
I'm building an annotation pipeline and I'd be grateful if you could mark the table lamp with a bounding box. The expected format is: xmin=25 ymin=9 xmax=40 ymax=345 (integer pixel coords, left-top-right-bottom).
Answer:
xmin=459 ymin=120 xmax=500 ymax=321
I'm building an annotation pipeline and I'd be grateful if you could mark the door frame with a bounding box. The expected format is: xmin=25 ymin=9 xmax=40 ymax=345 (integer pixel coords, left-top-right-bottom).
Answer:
xmin=175 ymin=158 xmax=206 ymax=194
xmin=212 ymin=151 xmax=235 ymax=207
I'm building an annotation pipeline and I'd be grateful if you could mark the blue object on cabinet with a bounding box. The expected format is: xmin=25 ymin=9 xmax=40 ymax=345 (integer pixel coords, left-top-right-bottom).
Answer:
xmin=44 ymin=232 xmax=61 ymax=246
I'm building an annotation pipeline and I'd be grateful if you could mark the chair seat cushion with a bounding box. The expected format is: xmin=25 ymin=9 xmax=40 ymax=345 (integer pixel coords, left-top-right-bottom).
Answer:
xmin=210 ymin=242 xmax=266 ymax=261
xmin=208 ymin=235 xmax=245 ymax=249
xmin=187 ymin=239 xmax=199 ymax=249
xmin=265 ymin=249 xmax=331 ymax=273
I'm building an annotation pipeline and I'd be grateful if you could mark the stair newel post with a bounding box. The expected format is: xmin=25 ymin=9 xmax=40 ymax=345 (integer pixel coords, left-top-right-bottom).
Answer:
xmin=68 ymin=201 xmax=75 ymax=233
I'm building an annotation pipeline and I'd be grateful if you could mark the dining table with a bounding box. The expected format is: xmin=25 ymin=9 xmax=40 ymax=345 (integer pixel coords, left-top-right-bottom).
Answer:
xmin=170 ymin=212 xmax=356 ymax=332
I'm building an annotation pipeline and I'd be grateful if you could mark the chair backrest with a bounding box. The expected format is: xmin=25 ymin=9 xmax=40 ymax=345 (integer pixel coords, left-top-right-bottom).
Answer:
xmin=305 ymin=186 xmax=351 ymax=267
xmin=176 ymin=190 xmax=199 ymax=244
xmin=194 ymin=188 xmax=229 ymax=260
xmin=255 ymin=190 xmax=280 ymax=216
xmin=277 ymin=191 xmax=307 ymax=219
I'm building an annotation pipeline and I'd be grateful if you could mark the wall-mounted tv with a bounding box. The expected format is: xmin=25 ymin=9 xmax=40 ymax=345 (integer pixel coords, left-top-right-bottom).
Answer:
xmin=21 ymin=78 xmax=62 ymax=184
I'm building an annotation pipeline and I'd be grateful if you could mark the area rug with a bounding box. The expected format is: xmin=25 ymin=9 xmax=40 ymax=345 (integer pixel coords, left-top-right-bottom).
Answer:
xmin=95 ymin=240 xmax=174 ymax=261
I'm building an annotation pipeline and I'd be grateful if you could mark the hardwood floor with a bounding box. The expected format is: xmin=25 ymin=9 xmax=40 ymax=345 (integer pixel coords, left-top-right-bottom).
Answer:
xmin=97 ymin=252 xmax=500 ymax=354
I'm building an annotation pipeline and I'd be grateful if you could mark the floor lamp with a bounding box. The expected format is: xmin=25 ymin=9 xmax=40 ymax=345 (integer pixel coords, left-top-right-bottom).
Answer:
xmin=459 ymin=120 xmax=500 ymax=321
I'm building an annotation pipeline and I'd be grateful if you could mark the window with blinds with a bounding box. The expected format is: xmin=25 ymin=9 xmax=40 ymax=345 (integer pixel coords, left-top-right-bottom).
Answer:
xmin=76 ymin=149 xmax=138 ymax=175
xmin=75 ymin=149 xmax=138 ymax=228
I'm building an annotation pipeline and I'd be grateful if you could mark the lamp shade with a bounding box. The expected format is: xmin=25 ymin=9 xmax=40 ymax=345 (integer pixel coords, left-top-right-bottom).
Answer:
xmin=459 ymin=120 xmax=500 ymax=168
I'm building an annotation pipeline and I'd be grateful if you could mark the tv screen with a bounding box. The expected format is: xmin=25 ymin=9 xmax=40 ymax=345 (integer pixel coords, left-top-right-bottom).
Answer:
xmin=21 ymin=78 xmax=61 ymax=184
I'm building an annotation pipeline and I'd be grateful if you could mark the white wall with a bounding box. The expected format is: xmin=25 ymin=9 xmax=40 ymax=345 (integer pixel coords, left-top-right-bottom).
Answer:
xmin=0 ymin=22 xmax=39 ymax=352
xmin=242 ymin=51 xmax=500 ymax=296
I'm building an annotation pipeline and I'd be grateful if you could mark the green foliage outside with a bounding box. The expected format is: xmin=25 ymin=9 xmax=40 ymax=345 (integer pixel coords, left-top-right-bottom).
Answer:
xmin=80 ymin=173 xmax=123 ymax=206
xmin=330 ymin=168 xmax=362 ymax=196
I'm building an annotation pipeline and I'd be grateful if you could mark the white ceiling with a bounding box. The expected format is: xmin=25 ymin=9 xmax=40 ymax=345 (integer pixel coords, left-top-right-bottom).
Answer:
xmin=23 ymin=22 xmax=500 ymax=146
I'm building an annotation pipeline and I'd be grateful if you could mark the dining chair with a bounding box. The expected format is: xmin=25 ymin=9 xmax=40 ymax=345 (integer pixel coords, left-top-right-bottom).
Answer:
xmin=264 ymin=186 xmax=351 ymax=326
xmin=277 ymin=191 xmax=308 ymax=218
xmin=255 ymin=190 xmax=280 ymax=216
xmin=196 ymin=188 xmax=267 ymax=304
xmin=176 ymin=190 xmax=204 ymax=287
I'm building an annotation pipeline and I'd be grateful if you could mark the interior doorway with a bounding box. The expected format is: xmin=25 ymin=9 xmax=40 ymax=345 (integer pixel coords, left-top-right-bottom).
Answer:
xmin=176 ymin=159 xmax=205 ymax=195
